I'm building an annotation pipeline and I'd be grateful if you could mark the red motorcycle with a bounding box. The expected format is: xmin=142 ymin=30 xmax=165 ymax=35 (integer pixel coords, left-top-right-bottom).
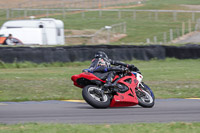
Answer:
xmin=71 ymin=66 xmax=155 ymax=108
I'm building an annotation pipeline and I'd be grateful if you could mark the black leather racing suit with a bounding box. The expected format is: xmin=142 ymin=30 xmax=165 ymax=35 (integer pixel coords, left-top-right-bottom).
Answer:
xmin=84 ymin=58 xmax=140 ymax=84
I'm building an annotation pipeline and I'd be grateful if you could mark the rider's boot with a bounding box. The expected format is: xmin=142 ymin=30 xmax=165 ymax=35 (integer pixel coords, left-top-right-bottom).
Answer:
xmin=104 ymin=81 xmax=115 ymax=88
xmin=103 ymin=81 xmax=119 ymax=93
xmin=104 ymin=73 xmax=115 ymax=88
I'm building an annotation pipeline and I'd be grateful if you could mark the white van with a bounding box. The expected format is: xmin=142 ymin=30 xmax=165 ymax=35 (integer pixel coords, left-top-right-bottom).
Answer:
xmin=0 ymin=18 xmax=65 ymax=45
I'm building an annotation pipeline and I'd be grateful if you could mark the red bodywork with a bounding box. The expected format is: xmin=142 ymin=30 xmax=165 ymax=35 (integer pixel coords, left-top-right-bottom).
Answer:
xmin=71 ymin=72 xmax=106 ymax=88
xmin=71 ymin=72 xmax=139 ymax=107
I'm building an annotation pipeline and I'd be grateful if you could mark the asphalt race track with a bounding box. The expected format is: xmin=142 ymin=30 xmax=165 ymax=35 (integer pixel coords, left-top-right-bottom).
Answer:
xmin=0 ymin=99 xmax=200 ymax=124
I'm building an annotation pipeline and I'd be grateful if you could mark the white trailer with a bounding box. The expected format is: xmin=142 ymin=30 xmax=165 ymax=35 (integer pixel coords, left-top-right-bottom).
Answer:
xmin=0 ymin=18 xmax=65 ymax=45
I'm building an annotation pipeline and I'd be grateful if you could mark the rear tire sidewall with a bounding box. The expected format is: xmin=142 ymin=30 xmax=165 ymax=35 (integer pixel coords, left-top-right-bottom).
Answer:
xmin=137 ymin=83 xmax=155 ymax=108
xmin=82 ymin=85 xmax=110 ymax=108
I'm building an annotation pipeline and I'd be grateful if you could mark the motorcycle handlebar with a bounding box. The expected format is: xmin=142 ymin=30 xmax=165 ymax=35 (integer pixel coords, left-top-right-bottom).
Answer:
xmin=118 ymin=65 xmax=141 ymax=75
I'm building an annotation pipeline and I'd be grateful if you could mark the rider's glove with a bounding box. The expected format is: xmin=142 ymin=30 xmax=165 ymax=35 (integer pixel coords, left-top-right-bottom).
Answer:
xmin=121 ymin=67 xmax=128 ymax=72
xmin=128 ymin=65 xmax=141 ymax=74
xmin=128 ymin=64 xmax=135 ymax=69
xmin=134 ymin=67 xmax=140 ymax=72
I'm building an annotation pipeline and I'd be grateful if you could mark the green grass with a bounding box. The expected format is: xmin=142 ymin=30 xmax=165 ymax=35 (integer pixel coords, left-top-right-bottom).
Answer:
xmin=0 ymin=122 xmax=200 ymax=133
xmin=0 ymin=58 xmax=200 ymax=102
xmin=53 ymin=13 xmax=197 ymax=44
xmin=0 ymin=10 xmax=7 ymax=27
xmin=52 ymin=10 xmax=198 ymax=44
xmin=130 ymin=0 xmax=200 ymax=10
xmin=145 ymin=0 xmax=200 ymax=6
xmin=50 ymin=0 xmax=200 ymax=44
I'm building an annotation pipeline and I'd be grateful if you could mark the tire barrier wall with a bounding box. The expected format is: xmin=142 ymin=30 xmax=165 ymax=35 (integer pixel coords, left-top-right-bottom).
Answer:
xmin=164 ymin=45 xmax=200 ymax=59
xmin=0 ymin=45 xmax=199 ymax=63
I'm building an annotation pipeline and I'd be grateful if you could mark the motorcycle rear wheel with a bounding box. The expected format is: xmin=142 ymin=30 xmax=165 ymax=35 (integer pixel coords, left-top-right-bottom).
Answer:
xmin=82 ymin=85 xmax=110 ymax=108
xmin=136 ymin=83 xmax=155 ymax=108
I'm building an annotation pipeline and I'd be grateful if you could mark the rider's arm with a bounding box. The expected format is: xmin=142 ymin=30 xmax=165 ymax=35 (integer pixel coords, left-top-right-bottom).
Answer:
xmin=93 ymin=66 xmax=106 ymax=72
xmin=110 ymin=59 xmax=141 ymax=73
xmin=107 ymin=67 xmax=126 ymax=72
xmin=82 ymin=67 xmax=105 ymax=73
xmin=110 ymin=59 xmax=131 ymax=68
xmin=92 ymin=66 xmax=125 ymax=73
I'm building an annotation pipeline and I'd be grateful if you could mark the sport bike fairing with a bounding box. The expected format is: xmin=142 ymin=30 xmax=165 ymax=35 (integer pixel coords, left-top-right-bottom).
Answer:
xmin=110 ymin=74 xmax=139 ymax=107
xmin=71 ymin=72 xmax=105 ymax=88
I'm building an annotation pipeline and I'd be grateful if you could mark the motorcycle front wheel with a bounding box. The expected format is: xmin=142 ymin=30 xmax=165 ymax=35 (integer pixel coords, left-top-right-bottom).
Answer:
xmin=82 ymin=85 xmax=110 ymax=108
xmin=136 ymin=82 xmax=155 ymax=108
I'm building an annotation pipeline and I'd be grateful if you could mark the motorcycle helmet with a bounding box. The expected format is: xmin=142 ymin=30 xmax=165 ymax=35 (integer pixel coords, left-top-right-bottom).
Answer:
xmin=94 ymin=51 xmax=110 ymax=67
xmin=95 ymin=51 xmax=108 ymax=59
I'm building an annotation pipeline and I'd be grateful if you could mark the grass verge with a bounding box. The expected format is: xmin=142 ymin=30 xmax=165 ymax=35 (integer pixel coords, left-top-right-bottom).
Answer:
xmin=0 ymin=122 xmax=200 ymax=133
xmin=0 ymin=58 xmax=199 ymax=102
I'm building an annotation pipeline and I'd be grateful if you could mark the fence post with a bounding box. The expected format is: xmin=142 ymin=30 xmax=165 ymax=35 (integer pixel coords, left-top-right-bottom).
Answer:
xmin=188 ymin=19 xmax=192 ymax=33
xmin=146 ymin=38 xmax=150 ymax=43
xmin=18 ymin=10 xmax=21 ymax=18
xmin=148 ymin=12 xmax=152 ymax=20
xmin=120 ymin=24 xmax=123 ymax=33
xmin=155 ymin=11 xmax=158 ymax=21
xmin=24 ymin=9 xmax=27 ymax=18
xmin=6 ymin=9 xmax=10 ymax=19
xmin=107 ymin=28 xmax=111 ymax=44
xmin=99 ymin=10 xmax=102 ymax=18
xmin=46 ymin=9 xmax=49 ymax=17
xmin=118 ymin=10 xmax=121 ymax=19
xmin=173 ymin=11 xmax=177 ymax=22
xmin=91 ymin=36 xmax=95 ymax=44
xmin=176 ymin=28 xmax=180 ymax=38
xmin=154 ymin=36 xmax=157 ymax=44
xmin=123 ymin=22 xmax=126 ymax=33
xmin=133 ymin=11 xmax=136 ymax=20
xmin=170 ymin=29 xmax=173 ymax=42
xmin=163 ymin=32 xmax=167 ymax=44
xmin=11 ymin=9 xmax=13 ymax=18
xmin=182 ymin=22 xmax=185 ymax=36
xmin=82 ymin=11 xmax=85 ymax=19
xmin=192 ymin=12 xmax=195 ymax=22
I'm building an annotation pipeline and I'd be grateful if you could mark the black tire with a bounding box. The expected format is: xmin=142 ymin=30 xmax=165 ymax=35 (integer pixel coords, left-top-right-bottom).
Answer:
xmin=137 ymin=83 xmax=155 ymax=108
xmin=82 ymin=85 xmax=110 ymax=108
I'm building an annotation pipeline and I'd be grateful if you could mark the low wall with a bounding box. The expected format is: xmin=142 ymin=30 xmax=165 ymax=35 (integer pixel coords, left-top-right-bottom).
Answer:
xmin=164 ymin=45 xmax=200 ymax=59
xmin=0 ymin=45 xmax=199 ymax=63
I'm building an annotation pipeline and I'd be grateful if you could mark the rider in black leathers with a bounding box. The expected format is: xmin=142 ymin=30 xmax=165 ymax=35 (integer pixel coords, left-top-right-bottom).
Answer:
xmin=83 ymin=51 xmax=140 ymax=88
